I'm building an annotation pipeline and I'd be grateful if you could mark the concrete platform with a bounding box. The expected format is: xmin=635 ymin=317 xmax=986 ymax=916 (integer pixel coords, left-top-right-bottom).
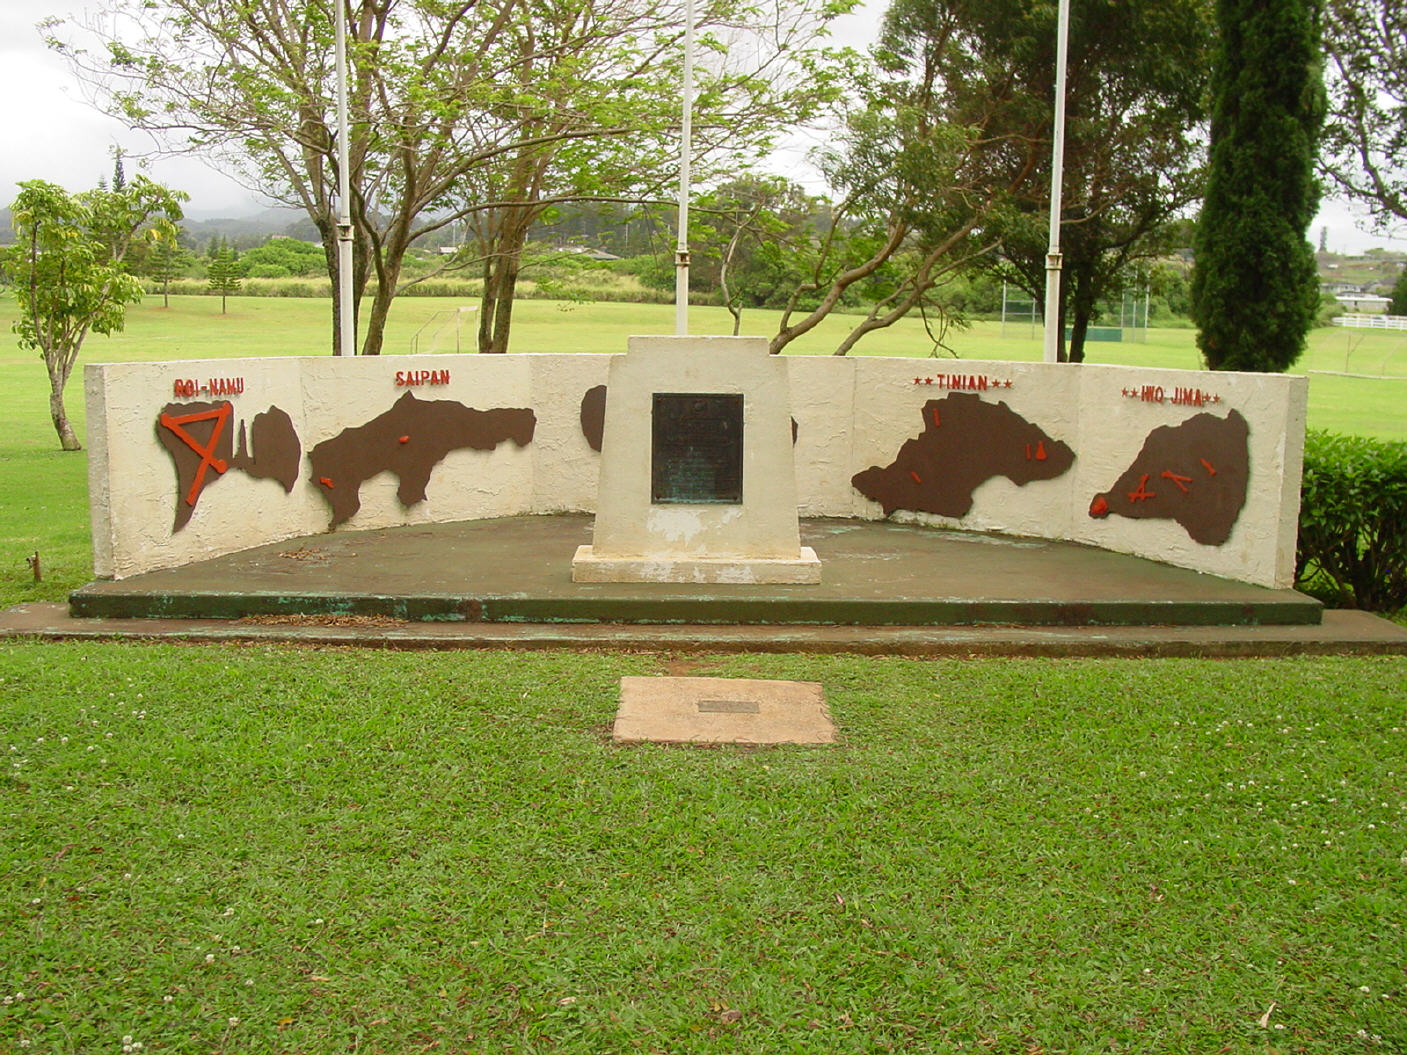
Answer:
xmin=67 ymin=515 xmax=1321 ymax=626
xmin=3 ymin=515 xmax=1403 ymax=656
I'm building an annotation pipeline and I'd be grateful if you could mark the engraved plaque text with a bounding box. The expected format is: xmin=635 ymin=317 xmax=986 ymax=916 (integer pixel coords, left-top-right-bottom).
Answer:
xmin=651 ymin=393 xmax=744 ymax=504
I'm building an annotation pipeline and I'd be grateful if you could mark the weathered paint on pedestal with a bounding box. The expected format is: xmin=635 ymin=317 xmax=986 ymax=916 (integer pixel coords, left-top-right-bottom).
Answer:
xmin=572 ymin=335 xmax=821 ymax=584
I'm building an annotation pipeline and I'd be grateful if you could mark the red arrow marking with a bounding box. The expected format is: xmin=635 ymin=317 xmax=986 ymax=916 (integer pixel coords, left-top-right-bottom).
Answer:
xmin=159 ymin=403 xmax=232 ymax=507
xmin=1161 ymin=470 xmax=1192 ymax=494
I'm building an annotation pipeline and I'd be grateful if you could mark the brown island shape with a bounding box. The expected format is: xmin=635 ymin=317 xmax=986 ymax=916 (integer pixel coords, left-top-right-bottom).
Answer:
xmin=852 ymin=393 xmax=1076 ymax=518
xmin=157 ymin=401 xmax=301 ymax=532
xmin=1088 ymin=409 xmax=1249 ymax=546
xmin=308 ymin=391 xmax=536 ymax=528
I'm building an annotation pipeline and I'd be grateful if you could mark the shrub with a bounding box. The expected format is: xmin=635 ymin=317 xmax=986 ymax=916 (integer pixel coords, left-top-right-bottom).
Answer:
xmin=1296 ymin=430 xmax=1407 ymax=612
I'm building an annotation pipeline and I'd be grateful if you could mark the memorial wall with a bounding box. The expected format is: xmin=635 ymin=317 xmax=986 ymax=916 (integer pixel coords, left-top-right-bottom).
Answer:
xmin=85 ymin=351 xmax=1307 ymax=588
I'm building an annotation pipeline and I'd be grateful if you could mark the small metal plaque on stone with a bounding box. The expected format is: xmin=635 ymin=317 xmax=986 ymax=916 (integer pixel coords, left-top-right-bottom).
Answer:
xmin=651 ymin=393 xmax=743 ymax=504
xmin=615 ymin=676 xmax=835 ymax=745
xmin=697 ymin=699 xmax=761 ymax=714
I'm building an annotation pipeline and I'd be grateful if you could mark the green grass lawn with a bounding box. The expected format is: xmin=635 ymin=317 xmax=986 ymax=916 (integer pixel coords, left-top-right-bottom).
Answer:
xmin=1 ymin=296 xmax=1405 ymax=1052
xmin=1 ymin=644 xmax=1404 ymax=1054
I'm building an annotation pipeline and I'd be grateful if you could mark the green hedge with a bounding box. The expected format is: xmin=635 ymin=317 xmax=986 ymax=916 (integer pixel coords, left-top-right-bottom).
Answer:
xmin=1296 ymin=430 xmax=1407 ymax=612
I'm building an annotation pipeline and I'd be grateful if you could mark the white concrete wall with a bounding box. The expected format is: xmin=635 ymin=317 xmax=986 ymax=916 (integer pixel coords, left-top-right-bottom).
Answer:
xmin=86 ymin=352 xmax=1307 ymax=588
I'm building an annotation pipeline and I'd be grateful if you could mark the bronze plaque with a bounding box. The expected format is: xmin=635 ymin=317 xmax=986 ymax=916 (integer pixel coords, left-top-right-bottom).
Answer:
xmin=651 ymin=393 xmax=744 ymax=504
xmin=697 ymin=699 xmax=761 ymax=714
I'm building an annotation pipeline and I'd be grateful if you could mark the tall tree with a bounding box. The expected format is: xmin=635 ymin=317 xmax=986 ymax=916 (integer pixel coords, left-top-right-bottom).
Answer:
xmin=963 ymin=0 xmax=1211 ymax=363
xmin=764 ymin=0 xmax=1050 ymax=355
xmin=1190 ymin=0 xmax=1325 ymax=372
xmin=146 ymin=236 xmax=191 ymax=308
xmin=1321 ymin=0 xmax=1407 ymax=225
xmin=51 ymin=0 xmax=842 ymax=355
xmin=1389 ymin=265 xmax=1407 ymax=315
xmin=2 ymin=177 xmax=184 ymax=450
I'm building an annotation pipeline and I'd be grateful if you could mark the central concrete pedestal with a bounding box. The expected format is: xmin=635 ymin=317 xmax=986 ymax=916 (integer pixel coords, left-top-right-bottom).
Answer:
xmin=572 ymin=335 xmax=820 ymax=585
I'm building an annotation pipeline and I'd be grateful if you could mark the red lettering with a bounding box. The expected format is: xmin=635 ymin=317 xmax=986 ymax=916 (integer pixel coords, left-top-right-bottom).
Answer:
xmin=1140 ymin=385 xmax=1166 ymax=404
xmin=206 ymin=377 xmax=244 ymax=396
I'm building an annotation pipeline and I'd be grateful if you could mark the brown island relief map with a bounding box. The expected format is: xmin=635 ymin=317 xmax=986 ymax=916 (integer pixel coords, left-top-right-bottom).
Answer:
xmin=308 ymin=391 xmax=537 ymax=528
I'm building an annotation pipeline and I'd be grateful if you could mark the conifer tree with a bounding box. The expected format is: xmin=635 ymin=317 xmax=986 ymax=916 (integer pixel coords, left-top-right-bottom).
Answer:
xmin=1190 ymin=0 xmax=1325 ymax=371
xmin=1390 ymin=266 xmax=1407 ymax=316
xmin=206 ymin=242 xmax=242 ymax=314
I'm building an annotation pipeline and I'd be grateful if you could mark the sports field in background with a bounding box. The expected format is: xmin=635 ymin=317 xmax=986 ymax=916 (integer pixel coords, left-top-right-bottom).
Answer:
xmin=3 ymin=294 xmax=1402 ymax=441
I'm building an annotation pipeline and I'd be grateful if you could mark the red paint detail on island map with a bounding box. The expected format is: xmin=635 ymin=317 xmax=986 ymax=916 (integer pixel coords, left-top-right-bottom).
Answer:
xmin=1087 ymin=411 xmax=1250 ymax=546
xmin=1089 ymin=495 xmax=1110 ymax=518
xmin=319 ymin=476 xmax=335 ymax=489
xmin=1127 ymin=474 xmax=1156 ymax=503
xmin=1161 ymin=470 xmax=1192 ymax=493
xmin=851 ymin=394 xmax=1075 ymax=519
xmin=158 ymin=404 xmax=232 ymax=506
xmin=399 ymin=435 xmax=410 ymax=444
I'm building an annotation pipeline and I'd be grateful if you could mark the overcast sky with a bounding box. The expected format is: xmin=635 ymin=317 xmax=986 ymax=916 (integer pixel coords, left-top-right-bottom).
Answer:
xmin=2 ymin=0 xmax=1403 ymax=253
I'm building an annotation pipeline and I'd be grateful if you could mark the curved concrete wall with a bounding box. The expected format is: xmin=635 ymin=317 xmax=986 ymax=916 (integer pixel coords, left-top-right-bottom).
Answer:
xmin=85 ymin=351 xmax=1306 ymax=588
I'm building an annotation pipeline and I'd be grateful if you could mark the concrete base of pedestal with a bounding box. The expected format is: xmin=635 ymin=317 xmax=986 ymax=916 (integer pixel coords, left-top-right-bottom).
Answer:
xmin=571 ymin=544 xmax=822 ymax=585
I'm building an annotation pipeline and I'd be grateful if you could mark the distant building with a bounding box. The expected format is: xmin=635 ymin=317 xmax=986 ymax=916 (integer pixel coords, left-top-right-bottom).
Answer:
xmin=558 ymin=245 xmax=621 ymax=261
xmin=1335 ymin=292 xmax=1393 ymax=313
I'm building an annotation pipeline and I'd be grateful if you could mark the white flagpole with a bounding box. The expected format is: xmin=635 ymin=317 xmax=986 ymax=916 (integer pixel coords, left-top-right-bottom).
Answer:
xmin=674 ymin=0 xmax=696 ymax=336
xmin=335 ymin=0 xmax=356 ymax=356
xmin=1042 ymin=0 xmax=1070 ymax=363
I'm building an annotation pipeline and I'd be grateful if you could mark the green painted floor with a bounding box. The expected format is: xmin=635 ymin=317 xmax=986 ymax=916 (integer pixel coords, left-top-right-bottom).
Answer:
xmin=68 ymin=515 xmax=1320 ymax=628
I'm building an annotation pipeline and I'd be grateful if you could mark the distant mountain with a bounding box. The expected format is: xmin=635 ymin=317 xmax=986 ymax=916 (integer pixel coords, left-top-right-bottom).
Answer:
xmin=180 ymin=207 xmax=318 ymax=251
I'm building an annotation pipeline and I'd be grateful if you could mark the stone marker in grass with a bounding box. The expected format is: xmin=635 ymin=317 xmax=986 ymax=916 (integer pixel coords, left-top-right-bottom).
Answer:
xmin=614 ymin=676 xmax=834 ymax=745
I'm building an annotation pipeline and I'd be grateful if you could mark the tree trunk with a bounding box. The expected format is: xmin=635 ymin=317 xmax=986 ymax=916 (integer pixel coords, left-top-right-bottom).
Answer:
xmin=47 ymin=368 xmax=81 ymax=451
xmin=720 ymin=227 xmax=744 ymax=336
xmin=1066 ymin=264 xmax=1097 ymax=364
xmin=478 ymin=211 xmax=531 ymax=354
xmin=361 ymin=254 xmax=404 ymax=359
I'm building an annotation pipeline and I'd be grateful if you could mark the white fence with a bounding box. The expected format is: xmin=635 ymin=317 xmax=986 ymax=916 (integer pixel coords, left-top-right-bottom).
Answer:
xmin=1334 ymin=313 xmax=1407 ymax=330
